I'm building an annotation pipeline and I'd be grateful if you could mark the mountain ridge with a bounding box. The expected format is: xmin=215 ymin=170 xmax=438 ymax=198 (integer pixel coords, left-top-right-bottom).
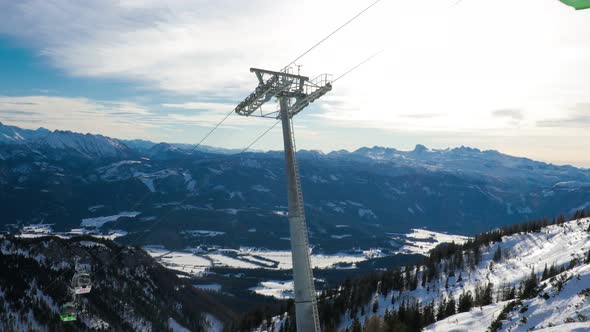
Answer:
xmin=1 ymin=122 xmax=587 ymax=170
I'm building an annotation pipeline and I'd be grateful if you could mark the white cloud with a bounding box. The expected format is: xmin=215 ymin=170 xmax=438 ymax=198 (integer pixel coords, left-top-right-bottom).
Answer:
xmin=0 ymin=95 xmax=285 ymax=151
xmin=1 ymin=0 xmax=590 ymax=166
xmin=2 ymin=0 xmax=589 ymax=132
xmin=0 ymin=96 xmax=155 ymax=138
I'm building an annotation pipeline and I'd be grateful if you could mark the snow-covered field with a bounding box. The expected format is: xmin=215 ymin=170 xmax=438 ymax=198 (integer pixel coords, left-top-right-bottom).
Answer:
xmin=144 ymin=246 xmax=378 ymax=276
xmin=140 ymin=227 xmax=468 ymax=280
xmin=21 ymin=224 xmax=53 ymax=234
xmin=249 ymin=280 xmax=294 ymax=299
xmin=80 ymin=211 xmax=141 ymax=228
xmin=144 ymin=246 xmax=212 ymax=275
xmin=238 ymin=247 xmax=377 ymax=270
xmin=394 ymin=228 xmax=469 ymax=255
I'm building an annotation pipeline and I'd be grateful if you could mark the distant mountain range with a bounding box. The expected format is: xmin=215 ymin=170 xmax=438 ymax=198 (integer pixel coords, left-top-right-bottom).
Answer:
xmin=1 ymin=122 xmax=589 ymax=252
xmin=0 ymin=122 xmax=238 ymax=158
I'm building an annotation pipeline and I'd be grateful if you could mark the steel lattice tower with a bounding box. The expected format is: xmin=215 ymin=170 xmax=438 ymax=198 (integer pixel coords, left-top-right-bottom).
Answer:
xmin=235 ymin=67 xmax=332 ymax=332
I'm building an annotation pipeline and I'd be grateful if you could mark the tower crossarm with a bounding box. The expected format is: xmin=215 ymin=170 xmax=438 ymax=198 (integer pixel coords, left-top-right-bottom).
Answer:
xmin=289 ymin=83 xmax=332 ymax=117
xmin=234 ymin=67 xmax=312 ymax=118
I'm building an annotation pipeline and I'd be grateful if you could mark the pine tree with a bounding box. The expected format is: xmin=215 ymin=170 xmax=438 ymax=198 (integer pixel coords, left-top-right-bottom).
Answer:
xmin=436 ymin=297 xmax=447 ymax=321
xmin=482 ymin=283 xmax=494 ymax=305
xmin=351 ymin=317 xmax=362 ymax=332
xmin=363 ymin=315 xmax=382 ymax=332
xmin=520 ymin=269 xmax=538 ymax=299
xmin=372 ymin=299 xmax=379 ymax=314
xmin=422 ymin=301 xmax=436 ymax=326
xmin=458 ymin=291 xmax=474 ymax=313
xmin=445 ymin=296 xmax=456 ymax=317
xmin=493 ymin=246 xmax=502 ymax=262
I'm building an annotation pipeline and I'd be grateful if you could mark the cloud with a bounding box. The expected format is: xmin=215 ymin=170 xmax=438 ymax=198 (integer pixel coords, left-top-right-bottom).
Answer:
xmin=0 ymin=96 xmax=154 ymax=138
xmin=162 ymin=102 xmax=237 ymax=112
xmin=0 ymin=95 xmax=279 ymax=148
xmin=0 ymin=0 xmax=347 ymax=96
xmin=1 ymin=0 xmax=590 ymax=166
xmin=0 ymin=110 xmax=39 ymax=115
xmin=536 ymin=103 xmax=590 ymax=128
xmin=400 ymin=113 xmax=443 ymax=119
xmin=491 ymin=109 xmax=524 ymax=121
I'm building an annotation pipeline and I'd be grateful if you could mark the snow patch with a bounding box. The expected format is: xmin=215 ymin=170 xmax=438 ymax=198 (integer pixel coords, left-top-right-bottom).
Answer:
xmin=80 ymin=211 xmax=140 ymax=228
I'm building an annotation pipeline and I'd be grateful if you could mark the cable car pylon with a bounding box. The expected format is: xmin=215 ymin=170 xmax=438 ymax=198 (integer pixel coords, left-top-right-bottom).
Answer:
xmin=235 ymin=67 xmax=332 ymax=332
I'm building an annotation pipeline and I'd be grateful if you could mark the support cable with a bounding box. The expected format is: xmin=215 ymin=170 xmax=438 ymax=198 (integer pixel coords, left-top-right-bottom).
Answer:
xmin=237 ymin=120 xmax=281 ymax=155
xmin=333 ymin=49 xmax=384 ymax=83
xmin=282 ymin=0 xmax=382 ymax=71
xmin=44 ymin=0 xmax=459 ymax=306
xmin=42 ymin=109 xmax=236 ymax=295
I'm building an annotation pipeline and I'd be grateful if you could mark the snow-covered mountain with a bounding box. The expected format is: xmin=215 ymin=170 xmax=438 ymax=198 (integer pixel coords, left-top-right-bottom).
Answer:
xmin=38 ymin=130 xmax=136 ymax=159
xmin=122 ymin=139 xmax=242 ymax=155
xmin=0 ymin=235 xmax=229 ymax=331
xmin=265 ymin=216 xmax=590 ymax=332
xmin=324 ymin=145 xmax=590 ymax=187
xmin=0 ymin=123 xmax=135 ymax=159
xmin=2 ymin=123 xmax=590 ymax=250
xmin=426 ymin=217 xmax=590 ymax=332
xmin=0 ymin=122 xmax=51 ymax=143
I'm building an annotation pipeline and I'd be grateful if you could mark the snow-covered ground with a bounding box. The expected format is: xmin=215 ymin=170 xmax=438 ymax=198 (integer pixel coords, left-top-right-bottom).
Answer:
xmin=395 ymin=228 xmax=469 ymax=255
xmin=238 ymin=248 xmax=373 ymax=270
xmin=80 ymin=211 xmax=141 ymax=228
xmin=21 ymin=224 xmax=53 ymax=234
xmin=427 ymin=261 xmax=590 ymax=331
xmin=249 ymin=280 xmax=294 ymax=299
xmin=425 ymin=302 xmax=505 ymax=332
xmin=144 ymin=246 xmax=384 ymax=277
xmin=167 ymin=317 xmax=191 ymax=332
xmin=141 ymin=227 xmax=468 ymax=279
xmin=144 ymin=246 xmax=212 ymax=275
xmin=336 ymin=218 xmax=590 ymax=332
xmin=203 ymin=313 xmax=224 ymax=332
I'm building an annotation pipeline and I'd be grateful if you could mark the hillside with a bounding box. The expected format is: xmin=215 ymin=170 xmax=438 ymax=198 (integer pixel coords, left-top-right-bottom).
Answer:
xmin=0 ymin=235 xmax=231 ymax=331
xmin=259 ymin=213 xmax=590 ymax=331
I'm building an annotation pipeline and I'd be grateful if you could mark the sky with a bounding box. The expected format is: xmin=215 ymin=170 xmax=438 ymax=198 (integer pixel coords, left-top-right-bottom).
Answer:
xmin=0 ymin=0 xmax=589 ymax=167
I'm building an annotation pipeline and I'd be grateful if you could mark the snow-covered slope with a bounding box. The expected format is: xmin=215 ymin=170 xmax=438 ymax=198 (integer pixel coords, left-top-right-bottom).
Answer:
xmin=339 ymin=217 xmax=590 ymax=332
xmin=40 ymin=130 xmax=135 ymax=159
xmin=424 ymin=218 xmax=590 ymax=331
xmin=262 ymin=217 xmax=590 ymax=332
xmin=332 ymin=145 xmax=590 ymax=186
xmin=0 ymin=122 xmax=51 ymax=143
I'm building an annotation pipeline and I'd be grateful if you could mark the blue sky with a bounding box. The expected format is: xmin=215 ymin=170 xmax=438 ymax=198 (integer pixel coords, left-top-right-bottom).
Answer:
xmin=0 ymin=38 xmax=136 ymax=100
xmin=0 ymin=0 xmax=589 ymax=167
